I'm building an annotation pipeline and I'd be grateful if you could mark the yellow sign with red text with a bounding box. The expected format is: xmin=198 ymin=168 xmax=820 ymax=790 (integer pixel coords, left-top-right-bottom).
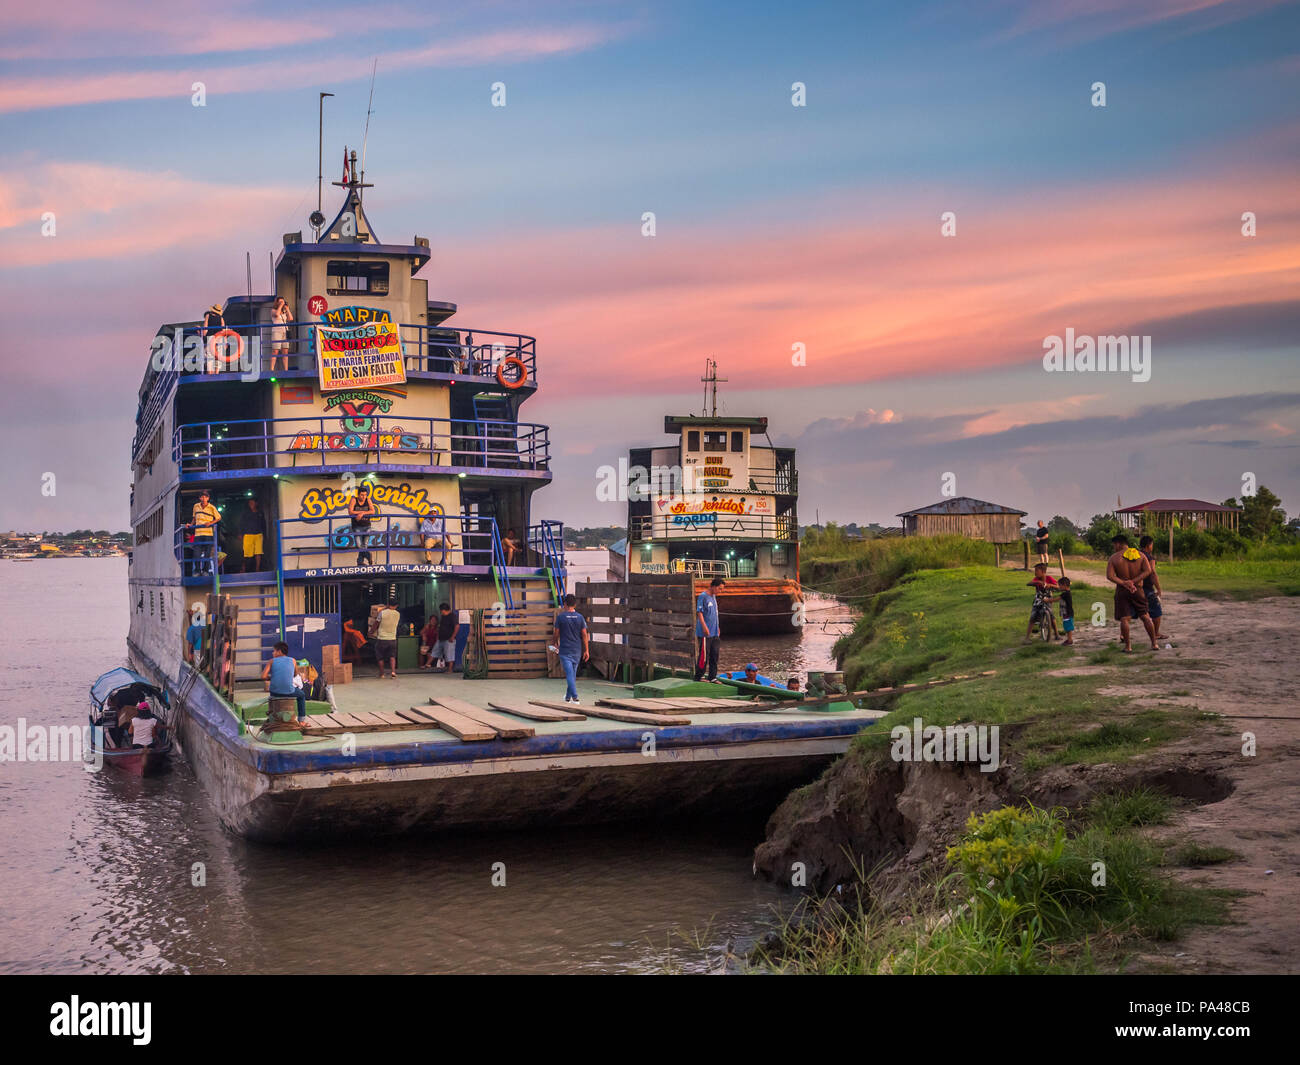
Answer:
xmin=316 ymin=321 xmax=406 ymax=392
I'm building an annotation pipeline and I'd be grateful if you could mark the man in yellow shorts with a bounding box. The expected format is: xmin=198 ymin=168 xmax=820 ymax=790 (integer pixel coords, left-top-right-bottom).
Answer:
xmin=240 ymin=498 xmax=266 ymax=572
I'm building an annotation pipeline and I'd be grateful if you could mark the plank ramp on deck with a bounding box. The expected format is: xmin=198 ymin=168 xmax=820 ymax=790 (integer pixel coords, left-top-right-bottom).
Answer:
xmin=528 ymin=700 xmax=691 ymax=726
xmin=428 ymin=697 xmax=536 ymax=739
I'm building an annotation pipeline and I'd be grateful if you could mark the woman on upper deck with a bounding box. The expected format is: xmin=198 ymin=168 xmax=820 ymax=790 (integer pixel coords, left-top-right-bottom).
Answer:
xmin=269 ymin=297 xmax=291 ymax=371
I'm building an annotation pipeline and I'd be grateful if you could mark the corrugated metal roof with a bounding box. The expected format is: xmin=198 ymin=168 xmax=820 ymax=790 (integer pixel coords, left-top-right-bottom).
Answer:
xmin=1115 ymin=498 xmax=1242 ymax=513
xmin=897 ymin=496 xmax=1027 ymax=517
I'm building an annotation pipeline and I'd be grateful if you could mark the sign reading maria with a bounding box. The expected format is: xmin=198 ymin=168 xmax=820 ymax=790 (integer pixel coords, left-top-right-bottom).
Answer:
xmin=316 ymin=321 xmax=406 ymax=392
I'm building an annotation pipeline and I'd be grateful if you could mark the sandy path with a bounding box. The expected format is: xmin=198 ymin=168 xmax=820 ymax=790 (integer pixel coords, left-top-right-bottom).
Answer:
xmin=1026 ymin=564 xmax=1300 ymax=974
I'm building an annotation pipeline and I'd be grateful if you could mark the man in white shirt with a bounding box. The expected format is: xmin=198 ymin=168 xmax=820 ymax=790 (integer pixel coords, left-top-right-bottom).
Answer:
xmin=375 ymin=599 xmax=401 ymax=678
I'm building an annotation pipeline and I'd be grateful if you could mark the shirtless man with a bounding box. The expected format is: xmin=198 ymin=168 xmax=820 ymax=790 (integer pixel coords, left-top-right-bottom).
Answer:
xmin=1106 ymin=533 xmax=1158 ymax=652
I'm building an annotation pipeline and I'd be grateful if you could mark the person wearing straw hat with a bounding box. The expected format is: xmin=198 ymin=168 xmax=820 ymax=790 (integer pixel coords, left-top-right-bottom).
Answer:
xmin=201 ymin=304 xmax=225 ymax=373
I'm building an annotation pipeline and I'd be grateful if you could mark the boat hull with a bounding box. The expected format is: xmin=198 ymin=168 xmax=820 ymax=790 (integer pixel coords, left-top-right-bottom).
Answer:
xmin=128 ymin=640 xmax=868 ymax=843
xmin=100 ymin=744 xmax=172 ymax=777
xmin=696 ymin=579 xmax=803 ymax=636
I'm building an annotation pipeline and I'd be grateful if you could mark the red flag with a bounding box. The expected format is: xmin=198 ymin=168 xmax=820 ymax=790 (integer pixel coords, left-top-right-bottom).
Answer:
xmin=342 ymin=147 xmax=350 ymax=184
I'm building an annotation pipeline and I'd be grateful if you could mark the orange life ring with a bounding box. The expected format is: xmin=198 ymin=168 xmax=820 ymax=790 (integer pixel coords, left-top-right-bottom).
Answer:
xmin=496 ymin=356 xmax=529 ymax=389
xmin=206 ymin=328 xmax=244 ymax=367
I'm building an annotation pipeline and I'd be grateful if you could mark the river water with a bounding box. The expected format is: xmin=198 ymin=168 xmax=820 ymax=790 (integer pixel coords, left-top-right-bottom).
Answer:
xmin=0 ymin=552 xmax=853 ymax=974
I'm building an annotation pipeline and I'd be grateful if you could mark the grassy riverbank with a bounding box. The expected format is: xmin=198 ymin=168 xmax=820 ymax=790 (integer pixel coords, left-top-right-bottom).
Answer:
xmin=751 ymin=537 xmax=1299 ymax=973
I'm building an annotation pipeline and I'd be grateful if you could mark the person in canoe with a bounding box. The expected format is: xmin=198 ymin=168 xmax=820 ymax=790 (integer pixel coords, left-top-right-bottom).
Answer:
xmin=722 ymin=662 xmax=777 ymax=686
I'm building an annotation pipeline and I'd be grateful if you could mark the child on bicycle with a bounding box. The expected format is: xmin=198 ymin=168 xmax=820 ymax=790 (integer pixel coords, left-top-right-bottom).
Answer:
xmin=1025 ymin=563 xmax=1060 ymax=641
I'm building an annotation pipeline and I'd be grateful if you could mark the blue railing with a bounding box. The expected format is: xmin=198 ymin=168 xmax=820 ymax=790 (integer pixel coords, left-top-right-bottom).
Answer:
xmin=174 ymin=416 xmax=550 ymax=475
xmin=150 ymin=320 xmax=537 ymax=386
xmin=490 ymin=524 xmax=513 ymax=609
xmin=528 ymin=521 xmax=566 ymax=601
xmin=175 ymin=521 xmax=225 ymax=583
xmin=274 ymin=513 xmax=495 ymax=574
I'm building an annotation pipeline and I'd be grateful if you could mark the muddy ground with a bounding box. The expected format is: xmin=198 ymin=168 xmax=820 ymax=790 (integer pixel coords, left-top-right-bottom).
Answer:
xmin=756 ymin=576 xmax=1299 ymax=974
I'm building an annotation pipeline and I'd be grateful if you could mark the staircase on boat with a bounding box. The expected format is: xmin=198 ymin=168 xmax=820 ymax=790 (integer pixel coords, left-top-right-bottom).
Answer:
xmin=229 ymin=586 xmax=280 ymax=682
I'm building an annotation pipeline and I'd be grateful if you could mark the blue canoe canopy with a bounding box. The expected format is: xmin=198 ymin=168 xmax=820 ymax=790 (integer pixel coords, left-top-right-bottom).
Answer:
xmin=90 ymin=667 xmax=168 ymax=709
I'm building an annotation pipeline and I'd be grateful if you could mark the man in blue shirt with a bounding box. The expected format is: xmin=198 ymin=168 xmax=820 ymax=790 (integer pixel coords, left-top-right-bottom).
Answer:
xmin=261 ymin=641 xmax=306 ymax=724
xmin=184 ymin=607 xmax=205 ymax=665
xmin=552 ymin=593 xmax=590 ymax=704
xmin=694 ymin=577 xmax=726 ymax=682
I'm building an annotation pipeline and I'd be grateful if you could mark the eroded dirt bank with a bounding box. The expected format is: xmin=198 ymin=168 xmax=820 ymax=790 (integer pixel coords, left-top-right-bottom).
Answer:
xmin=754 ymin=595 xmax=1300 ymax=974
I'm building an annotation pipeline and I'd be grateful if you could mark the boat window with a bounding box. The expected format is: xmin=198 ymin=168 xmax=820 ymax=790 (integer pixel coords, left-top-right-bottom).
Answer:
xmin=686 ymin=430 xmax=700 ymax=452
xmin=771 ymin=543 xmax=788 ymax=565
xmin=730 ymin=431 xmax=743 ymax=453
xmin=326 ymin=261 xmax=389 ymax=297
xmin=703 ymin=431 xmax=726 ymax=453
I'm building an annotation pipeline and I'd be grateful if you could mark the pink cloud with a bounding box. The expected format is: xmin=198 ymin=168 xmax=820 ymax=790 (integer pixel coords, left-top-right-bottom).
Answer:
xmin=991 ymin=0 xmax=1285 ymax=41
xmin=0 ymin=23 xmax=627 ymax=113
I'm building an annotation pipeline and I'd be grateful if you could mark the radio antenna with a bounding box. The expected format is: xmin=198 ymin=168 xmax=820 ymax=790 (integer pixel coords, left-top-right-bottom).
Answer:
xmin=360 ymin=59 xmax=378 ymax=203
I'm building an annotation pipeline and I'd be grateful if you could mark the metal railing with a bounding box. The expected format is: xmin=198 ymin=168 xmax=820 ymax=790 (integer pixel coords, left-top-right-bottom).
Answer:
xmin=528 ymin=520 xmax=566 ymax=600
xmin=671 ymin=558 xmax=731 ymax=578
xmin=276 ymin=513 xmax=494 ymax=573
xmin=152 ymin=320 xmax=537 ymax=385
xmin=175 ymin=521 xmax=225 ymax=582
xmin=174 ymin=416 xmax=550 ymax=475
xmin=630 ymin=513 xmax=798 ymax=541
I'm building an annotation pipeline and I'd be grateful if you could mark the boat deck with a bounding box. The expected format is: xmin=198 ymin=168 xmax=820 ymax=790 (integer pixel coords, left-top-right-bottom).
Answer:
xmin=231 ymin=671 xmax=884 ymax=755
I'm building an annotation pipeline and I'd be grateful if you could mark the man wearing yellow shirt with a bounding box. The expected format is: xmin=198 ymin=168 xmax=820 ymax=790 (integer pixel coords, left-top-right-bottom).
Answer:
xmin=191 ymin=490 xmax=221 ymax=576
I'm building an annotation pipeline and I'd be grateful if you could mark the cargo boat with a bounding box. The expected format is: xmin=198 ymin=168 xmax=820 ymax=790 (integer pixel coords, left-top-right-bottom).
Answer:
xmin=607 ymin=362 xmax=802 ymax=634
xmin=123 ymin=156 xmax=871 ymax=841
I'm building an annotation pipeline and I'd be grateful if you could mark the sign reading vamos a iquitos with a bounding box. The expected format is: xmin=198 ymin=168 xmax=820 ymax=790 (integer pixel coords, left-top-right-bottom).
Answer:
xmin=316 ymin=321 xmax=407 ymax=391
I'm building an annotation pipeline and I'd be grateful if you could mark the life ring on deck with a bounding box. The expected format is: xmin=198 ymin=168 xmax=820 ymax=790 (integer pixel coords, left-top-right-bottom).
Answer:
xmin=496 ymin=356 xmax=529 ymax=389
xmin=206 ymin=328 xmax=244 ymax=367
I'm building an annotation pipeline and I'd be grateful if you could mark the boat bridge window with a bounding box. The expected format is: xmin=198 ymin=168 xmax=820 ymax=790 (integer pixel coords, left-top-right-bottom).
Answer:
xmin=730 ymin=431 xmax=744 ymax=452
xmin=686 ymin=430 xmax=700 ymax=452
xmin=327 ymin=261 xmax=389 ymax=297
xmin=702 ymin=431 xmax=726 ymax=453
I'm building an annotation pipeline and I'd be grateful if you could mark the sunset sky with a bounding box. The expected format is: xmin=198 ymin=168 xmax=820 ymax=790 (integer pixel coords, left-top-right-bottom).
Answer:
xmin=1 ymin=0 xmax=1297 ymax=532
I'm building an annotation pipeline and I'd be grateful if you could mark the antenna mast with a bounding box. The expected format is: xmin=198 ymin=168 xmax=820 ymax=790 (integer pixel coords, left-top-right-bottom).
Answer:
xmin=315 ymin=92 xmax=334 ymax=239
xmin=700 ymin=359 xmax=727 ymax=417
xmin=360 ymin=59 xmax=378 ymax=205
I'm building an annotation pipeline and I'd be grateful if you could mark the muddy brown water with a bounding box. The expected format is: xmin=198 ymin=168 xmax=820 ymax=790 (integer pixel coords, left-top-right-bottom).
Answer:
xmin=0 ymin=553 xmax=853 ymax=973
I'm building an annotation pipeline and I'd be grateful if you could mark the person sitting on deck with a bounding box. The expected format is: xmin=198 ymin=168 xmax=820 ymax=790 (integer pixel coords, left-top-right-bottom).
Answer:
xmin=501 ymin=528 xmax=522 ymax=566
xmin=128 ymin=703 xmax=157 ymax=749
xmin=342 ymin=618 xmax=367 ymax=661
xmin=262 ymin=641 xmax=306 ymax=724
xmin=420 ymin=512 xmax=456 ymax=564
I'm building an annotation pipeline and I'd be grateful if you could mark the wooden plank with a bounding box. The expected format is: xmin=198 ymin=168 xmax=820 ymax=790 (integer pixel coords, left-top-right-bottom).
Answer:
xmin=528 ymin=700 xmax=690 ymax=726
xmin=396 ymin=708 xmax=440 ymax=726
xmin=370 ymin=710 xmax=424 ymax=728
xmin=326 ymin=712 xmax=387 ymax=731
xmin=427 ymin=697 xmax=535 ymax=739
xmin=487 ymin=700 xmax=586 ymax=721
xmin=414 ymin=705 xmax=497 ymax=742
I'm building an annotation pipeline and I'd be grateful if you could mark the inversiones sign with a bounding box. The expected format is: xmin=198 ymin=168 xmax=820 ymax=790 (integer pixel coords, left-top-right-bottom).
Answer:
xmin=317 ymin=321 xmax=406 ymax=392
